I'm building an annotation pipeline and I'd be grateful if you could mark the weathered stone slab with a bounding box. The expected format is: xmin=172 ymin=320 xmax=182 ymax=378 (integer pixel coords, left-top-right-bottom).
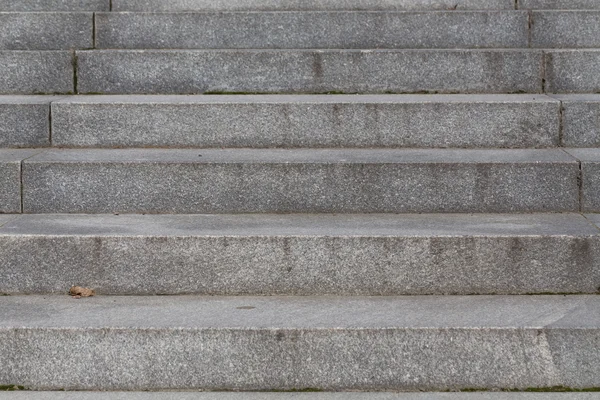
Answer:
xmin=50 ymin=94 xmax=560 ymax=148
xmin=76 ymin=49 xmax=543 ymax=94
xmin=22 ymin=148 xmax=579 ymax=213
xmin=0 ymin=295 xmax=599 ymax=390
xmin=96 ymin=11 xmax=528 ymax=49
xmin=0 ymin=51 xmax=73 ymax=94
xmin=564 ymin=149 xmax=600 ymax=212
xmin=0 ymin=213 xmax=598 ymax=295
xmin=549 ymin=94 xmax=600 ymax=147
xmin=520 ymin=0 xmax=600 ymax=9
xmin=532 ymin=11 xmax=600 ymax=48
xmin=0 ymin=0 xmax=108 ymax=11
xmin=0 ymin=13 xmax=92 ymax=50
xmin=545 ymin=50 xmax=600 ymax=93
xmin=0 ymin=149 xmax=42 ymax=213
xmin=113 ymin=0 xmax=515 ymax=11
xmin=0 ymin=96 xmax=53 ymax=147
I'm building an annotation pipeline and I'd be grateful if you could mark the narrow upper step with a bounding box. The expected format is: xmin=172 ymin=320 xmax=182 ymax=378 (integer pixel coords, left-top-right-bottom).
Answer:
xmin=20 ymin=148 xmax=579 ymax=213
xmin=1 ymin=213 xmax=599 ymax=295
xmin=50 ymin=94 xmax=560 ymax=149
xmin=1 ymin=295 xmax=598 ymax=390
xmin=112 ymin=0 xmax=515 ymax=11
xmin=95 ymin=11 xmax=529 ymax=50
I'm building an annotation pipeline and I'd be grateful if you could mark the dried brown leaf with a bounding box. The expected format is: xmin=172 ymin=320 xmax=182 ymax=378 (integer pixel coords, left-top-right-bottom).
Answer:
xmin=69 ymin=286 xmax=95 ymax=298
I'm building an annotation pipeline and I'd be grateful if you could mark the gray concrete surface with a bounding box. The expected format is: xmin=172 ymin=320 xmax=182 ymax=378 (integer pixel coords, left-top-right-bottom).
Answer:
xmin=0 ymin=51 xmax=73 ymax=94
xmin=532 ymin=11 xmax=600 ymax=48
xmin=95 ymin=11 xmax=528 ymax=49
xmin=113 ymin=0 xmax=515 ymax=11
xmin=0 ymin=0 xmax=108 ymax=11
xmin=549 ymin=95 xmax=600 ymax=147
xmin=0 ymin=149 xmax=42 ymax=213
xmin=21 ymin=148 xmax=579 ymax=213
xmin=565 ymin=149 xmax=600 ymax=212
xmin=76 ymin=49 xmax=543 ymax=94
xmin=520 ymin=0 xmax=600 ymax=9
xmin=0 ymin=12 xmax=92 ymax=50
xmin=50 ymin=94 xmax=560 ymax=148
xmin=545 ymin=50 xmax=600 ymax=93
xmin=0 ymin=213 xmax=597 ymax=295
xmin=0 ymin=295 xmax=599 ymax=390
xmin=0 ymin=96 xmax=54 ymax=147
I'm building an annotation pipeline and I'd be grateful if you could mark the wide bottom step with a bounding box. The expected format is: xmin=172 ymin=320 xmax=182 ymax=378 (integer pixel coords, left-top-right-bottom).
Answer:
xmin=1 ymin=295 xmax=599 ymax=391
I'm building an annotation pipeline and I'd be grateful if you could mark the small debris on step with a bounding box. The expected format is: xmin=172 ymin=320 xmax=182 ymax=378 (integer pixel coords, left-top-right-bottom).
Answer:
xmin=70 ymin=286 xmax=96 ymax=299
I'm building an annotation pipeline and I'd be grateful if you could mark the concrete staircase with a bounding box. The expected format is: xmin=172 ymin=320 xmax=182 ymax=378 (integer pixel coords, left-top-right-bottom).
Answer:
xmin=1 ymin=0 xmax=600 ymax=398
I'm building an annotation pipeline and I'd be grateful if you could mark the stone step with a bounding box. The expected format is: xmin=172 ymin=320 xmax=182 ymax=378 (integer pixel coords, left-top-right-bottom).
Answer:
xmin=112 ymin=0 xmax=515 ymax=11
xmin=50 ymin=94 xmax=560 ymax=148
xmin=95 ymin=11 xmax=528 ymax=50
xmin=1 ymin=295 xmax=599 ymax=390
xmin=0 ymin=394 xmax=598 ymax=400
xmin=0 ymin=51 xmax=73 ymax=94
xmin=565 ymin=149 xmax=600 ymax=212
xmin=0 ymin=96 xmax=53 ymax=148
xmin=0 ymin=0 xmax=108 ymax=11
xmin=0 ymin=149 xmax=42 ymax=213
xmin=76 ymin=49 xmax=543 ymax=95
xmin=1 ymin=213 xmax=599 ymax=295
xmin=0 ymin=13 xmax=92 ymax=50
xmin=19 ymin=148 xmax=579 ymax=213
xmin=531 ymin=11 xmax=600 ymax=49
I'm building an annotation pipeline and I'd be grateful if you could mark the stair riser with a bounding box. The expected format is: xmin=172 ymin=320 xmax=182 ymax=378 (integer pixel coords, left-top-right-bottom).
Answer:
xmin=22 ymin=162 xmax=579 ymax=213
xmin=1 ymin=328 xmax=596 ymax=391
xmin=0 ymin=0 xmax=107 ymax=11
xmin=112 ymin=0 xmax=515 ymax=11
xmin=50 ymin=96 xmax=560 ymax=149
xmin=76 ymin=50 xmax=543 ymax=95
xmin=2 ymin=235 xmax=599 ymax=295
xmin=0 ymin=51 xmax=73 ymax=95
xmin=0 ymin=13 xmax=92 ymax=50
xmin=96 ymin=12 xmax=528 ymax=50
xmin=520 ymin=0 xmax=600 ymax=9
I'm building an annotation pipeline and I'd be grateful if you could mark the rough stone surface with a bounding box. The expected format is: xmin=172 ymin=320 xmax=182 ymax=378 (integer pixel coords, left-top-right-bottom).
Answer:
xmin=22 ymin=149 xmax=579 ymax=214
xmin=1 ymin=213 xmax=597 ymax=295
xmin=520 ymin=0 xmax=600 ymax=9
xmin=0 ymin=96 xmax=53 ymax=147
xmin=0 ymin=150 xmax=42 ymax=213
xmin=112 ymin=0 xmax=515 ymax=11
xmin=76 ymin=49 xmax=543 ymax=94
xmin=564 ymin=149 xmax=600 ymax=212
xmin=50 ymin=94 xmax=560 ymax=148
xmin=0 ymin=13 xmax=92 ymax=50
xmin=96 ymin=11 xmax=528 ymax=49
xmin=0 ymin=295 xmax=599 ymax=390
xmin=0 ymin=51 xmax=73 ymax=94
xmin=0 ymin=0 xmax=108 ymax=11
xmin=531 ymin=12 xmax=600 ymax=48
xmin=549 ymin=95 xmax=600 ymax=147
xmin=1 ymin=394 xmax=599 ymax=400
xmin=545 ymin=50 xmax=600 ymax=94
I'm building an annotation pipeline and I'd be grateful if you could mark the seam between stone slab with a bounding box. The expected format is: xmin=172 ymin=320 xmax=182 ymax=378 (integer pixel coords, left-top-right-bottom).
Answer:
xmin=18 ymin=149 xmax=49 ymax=213
xmin=561 ymin=148 xmax=584 ymax=212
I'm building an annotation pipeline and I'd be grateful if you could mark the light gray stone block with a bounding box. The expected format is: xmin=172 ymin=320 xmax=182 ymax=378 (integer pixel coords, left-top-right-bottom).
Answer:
xmin=50 ymin=94 xmax=560 ymax=148
xmin=548 ymin=95 xmax=600 ymax=147
xmin=531 ymin=11 xmax=600 ymax=48
xmin=95 ymin=11 xmax=528 ymax=49
xmin=0 ymin=0 xmax=108 ymax=11
xmin=22 ymin=149 xmax=579 ymax=213
xmin=544 ymin=50 xmax=600 ymax=94
xmin=0 ymin=295 xmax=599 ymax=390
xmin=0 ymin=96 xmax=53 ymax=147
xmin=520 ymin=0 xmax=600 ymax=9
xmin=113 ymin=0 xmax=515 ymax=11
xmin=0 ymin=213 xmax=598 ymax=295
xmin=0 ymin=150 xmax=42 ymax=213
xmin=0 ymin=13 xmax=92 ymax=50
xmin=564 ymin=149 xmax=600 ymax=212
xmin=0 ymin=51 xmax=73 ymax=94
xmin=1 ymin=394 xmax=599 ymax=400
xmin=76 ymin=49 xmax=543 ymax=94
